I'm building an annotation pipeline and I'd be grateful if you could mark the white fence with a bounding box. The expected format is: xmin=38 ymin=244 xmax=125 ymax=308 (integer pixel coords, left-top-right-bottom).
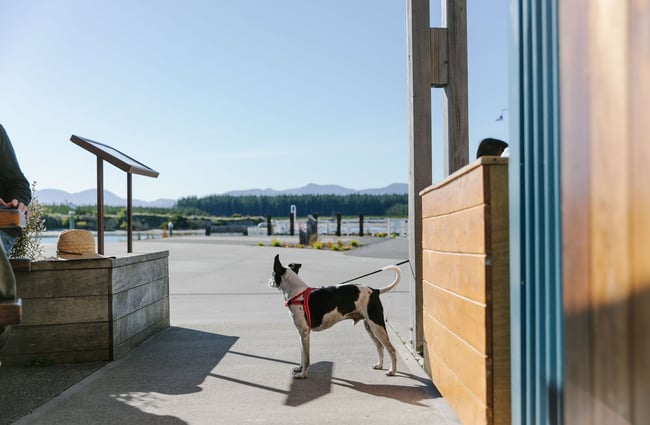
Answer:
xmin=247 ymin=217 xmax=408 ymax=237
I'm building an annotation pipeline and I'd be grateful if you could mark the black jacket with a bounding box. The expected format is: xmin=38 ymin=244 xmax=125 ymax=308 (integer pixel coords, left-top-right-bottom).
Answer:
xmin=0 ymin=124 xmax=31 ymax=206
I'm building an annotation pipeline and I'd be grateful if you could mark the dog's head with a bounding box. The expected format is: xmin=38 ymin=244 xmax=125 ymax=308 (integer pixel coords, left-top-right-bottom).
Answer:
xmin=268 ymin=254 xmax=302 ymax=289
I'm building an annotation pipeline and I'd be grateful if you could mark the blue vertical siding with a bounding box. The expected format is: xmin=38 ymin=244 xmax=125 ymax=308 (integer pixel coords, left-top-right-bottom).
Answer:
xmin=509 ymin=0 xmax=563 ymax=424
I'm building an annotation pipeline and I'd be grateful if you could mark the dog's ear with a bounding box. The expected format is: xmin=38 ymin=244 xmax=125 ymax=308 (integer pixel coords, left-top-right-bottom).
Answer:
xmin=273 ymin=254 xmax=286 ymax=276
xmin=288 ymin=263 xmax=302 ymax=274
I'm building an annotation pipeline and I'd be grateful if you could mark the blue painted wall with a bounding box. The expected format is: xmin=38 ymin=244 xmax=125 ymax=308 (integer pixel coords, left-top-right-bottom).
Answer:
xmin=509 ymin=0 xmax=563 ymax=423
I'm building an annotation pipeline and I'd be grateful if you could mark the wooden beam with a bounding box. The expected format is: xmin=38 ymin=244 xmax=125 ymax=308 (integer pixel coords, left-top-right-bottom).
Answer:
xmin=430 ymin=28 xmax=448 ymax=87
xmin=442 ymin=0 xmax=469 ymax=175
xmin=407 ymin=0 xmax=432 ymax=352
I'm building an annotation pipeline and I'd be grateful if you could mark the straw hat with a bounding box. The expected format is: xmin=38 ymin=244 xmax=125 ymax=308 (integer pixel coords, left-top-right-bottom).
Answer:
xmin=56 ymin=230 xmax=104 ymax=259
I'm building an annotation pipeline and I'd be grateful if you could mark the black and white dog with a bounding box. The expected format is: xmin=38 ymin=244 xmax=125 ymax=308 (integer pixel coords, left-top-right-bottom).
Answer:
xmin=269 ymin=254 xmax=401 ymax=379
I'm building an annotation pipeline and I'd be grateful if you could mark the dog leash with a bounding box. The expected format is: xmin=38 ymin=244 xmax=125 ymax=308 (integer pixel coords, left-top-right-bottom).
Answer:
xmin=336 ymin=259 xmax=410 ymax=285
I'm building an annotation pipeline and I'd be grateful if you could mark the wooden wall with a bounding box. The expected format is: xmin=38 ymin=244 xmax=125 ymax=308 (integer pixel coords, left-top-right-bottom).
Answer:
xmin=560 ymin=1 xmax=650 ymax=424
xmin=1 ymin=251 xmax=169 ymax=365
xmin=111 ymin=252 xmax=170 ymax=358
xmin=420 ymin=157 xmax=510 ymax=425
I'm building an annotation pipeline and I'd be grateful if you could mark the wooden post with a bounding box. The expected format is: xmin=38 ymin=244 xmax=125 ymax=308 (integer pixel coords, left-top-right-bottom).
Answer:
xmin=266 ymin=215 xmax=272 ymax=236
xmin=336 ymin=213 xmax=342 ymax=237
xmin=441 ymin=0 xmax=469 ymax=174
xmin=359 ymin=214 xmax=364 ymax=236
xmin=407 ymin=0 xmax=432 ymax=353
xmin=289 ymin=212 xmax=295 ymax=236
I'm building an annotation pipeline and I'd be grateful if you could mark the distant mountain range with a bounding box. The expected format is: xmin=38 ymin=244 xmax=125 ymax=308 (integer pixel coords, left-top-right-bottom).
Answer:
xmin=35 ymin=189 xmax=177 ymax=208
xmin=223 ymin=183 xmax=407 ymax=197
xmin=35 ymin=183 xmax=408 ymax=207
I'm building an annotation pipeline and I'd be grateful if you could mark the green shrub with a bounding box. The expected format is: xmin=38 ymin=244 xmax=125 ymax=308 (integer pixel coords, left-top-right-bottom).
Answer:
xmin=10 ymin=182 xmax=46 ymax=260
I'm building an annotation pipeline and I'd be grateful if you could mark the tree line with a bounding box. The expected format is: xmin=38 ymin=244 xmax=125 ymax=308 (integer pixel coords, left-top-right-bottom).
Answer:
xmin=175 ymin=194 xmax=408 ymax=218
xmin=37 ymin=194 xmax=408 ymax=232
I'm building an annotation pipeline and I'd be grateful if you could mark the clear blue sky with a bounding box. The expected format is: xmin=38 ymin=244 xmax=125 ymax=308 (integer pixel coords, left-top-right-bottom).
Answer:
xmin=0 ymin=1 xmax=508 ymax=202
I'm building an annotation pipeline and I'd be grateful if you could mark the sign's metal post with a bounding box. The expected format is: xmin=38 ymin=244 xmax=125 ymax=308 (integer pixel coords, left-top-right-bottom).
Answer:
xmin=97 ymin=157 xmax=104 ymax=255
xmin=127 ymin=173 xmax=133 ymax=253
xmin=71 ymin=135 xmax=159 ymax=255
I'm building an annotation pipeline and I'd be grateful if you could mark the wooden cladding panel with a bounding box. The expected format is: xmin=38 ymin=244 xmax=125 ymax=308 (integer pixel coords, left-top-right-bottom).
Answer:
xmin=423 ymin=280 xmax=487 ymax=353
xmin=0 ymin=349 xmax=110 ymax=366
xmin=16 ymin=267 xmax=110 ymax=298
xmin=422 ymin=250 xmax=486 ymax=303
xmin=630 ymin=3 xmax=650 ymax=423
xmin=483 ymin=161 xmax=510 ymax=425
xmin=422 ymin=205 xmax=487 ymax=254
xmin=559 ymin=0 xmax=594 ymax=421
xmin=21 ymin=296 xmax=109 ymax=326
xmin=421 ymin=158 xmax=509 ymax=425
xmin=111 ymin=278 xmax=169 ymax=320
xmin=110 ymin=252 xmax=170 ymax=360
xmin=112 ymin=297 xmax=169 ymax=342
xmin=560 ymin=1 xmax=650 ymax=424
xmin=423 ymin=310 xmax=488 ymax=401
xmin=422 ymin=160 xmax=486 ymax=217
xmin=589 ymin=4 xmax=632 ymax=422
xmin=2 ymin=322 xmax=110 ymax=360
xmin=112 ymin=298 xmax=169 ymax=358
xmin=425 ymin=341 xmax=488 ymax=425
xmin=112 ymin=254 xmax=169 ymax=293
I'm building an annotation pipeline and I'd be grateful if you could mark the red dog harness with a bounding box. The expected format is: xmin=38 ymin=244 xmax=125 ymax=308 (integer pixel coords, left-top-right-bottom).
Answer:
xmin=285 ymin=287 xmax=314 ymax=329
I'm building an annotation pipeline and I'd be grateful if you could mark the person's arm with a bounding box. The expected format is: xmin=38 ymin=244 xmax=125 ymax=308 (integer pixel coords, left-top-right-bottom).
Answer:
xmin=0 ymin=125 xmax=31 ymax=207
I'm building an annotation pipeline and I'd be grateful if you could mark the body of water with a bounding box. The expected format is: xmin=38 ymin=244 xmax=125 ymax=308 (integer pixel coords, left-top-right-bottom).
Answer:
xmin=39 ymin=231 xmax=162 ymax=246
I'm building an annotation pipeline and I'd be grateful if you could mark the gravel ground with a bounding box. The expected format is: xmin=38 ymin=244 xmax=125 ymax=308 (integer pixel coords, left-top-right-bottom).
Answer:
xmin=0 ymin=361 xmax=106 ymax=425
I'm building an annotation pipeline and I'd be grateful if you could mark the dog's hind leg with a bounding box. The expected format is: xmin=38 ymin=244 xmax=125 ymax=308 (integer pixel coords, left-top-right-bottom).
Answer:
xmin=366 ymin=320 xmax=397 ymax=376
xmin=364 ymin=320 xmax=385 ymax=370
xmin=366 ymin=290 xmax=397 ymax=376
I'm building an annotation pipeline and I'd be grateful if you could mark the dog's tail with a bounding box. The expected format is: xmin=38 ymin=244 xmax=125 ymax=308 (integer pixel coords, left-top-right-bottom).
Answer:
xmin=378 ymin=265 xmax=401 ymax=294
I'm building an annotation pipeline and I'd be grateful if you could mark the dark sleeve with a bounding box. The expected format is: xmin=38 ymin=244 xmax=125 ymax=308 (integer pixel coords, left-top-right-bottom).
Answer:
xmin=0 ymin=124 xmax=32 ymax=205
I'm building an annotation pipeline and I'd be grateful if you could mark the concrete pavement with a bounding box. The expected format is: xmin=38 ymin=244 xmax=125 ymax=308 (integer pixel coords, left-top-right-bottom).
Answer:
xmin=4 ymin=235 xmax=460 ymax=424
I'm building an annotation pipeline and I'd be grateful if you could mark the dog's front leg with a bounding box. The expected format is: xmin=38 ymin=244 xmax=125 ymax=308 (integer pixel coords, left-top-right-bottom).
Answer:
xmin=294 ymin=327 xmax=310 ymax=379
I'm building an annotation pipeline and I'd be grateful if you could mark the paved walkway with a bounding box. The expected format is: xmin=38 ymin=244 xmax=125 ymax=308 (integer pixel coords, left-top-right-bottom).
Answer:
xmin=3 ymin=235 xmax=460 ymax=425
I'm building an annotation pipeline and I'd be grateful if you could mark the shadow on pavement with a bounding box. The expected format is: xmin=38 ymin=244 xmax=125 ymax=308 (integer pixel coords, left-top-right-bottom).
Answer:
xmin=332 ymin=372 xmax=442 ymax=407
xmin=5 ymin=327 xmax=239 ymax=425
xmin=285 ymin=361 xmax=334 ymax=406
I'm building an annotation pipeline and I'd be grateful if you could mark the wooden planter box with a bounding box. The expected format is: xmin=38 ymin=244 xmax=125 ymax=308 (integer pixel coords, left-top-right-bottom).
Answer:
xmin=420 ymin=157 xmax=510 ymax=425
xmin=0 ymin=251 xmax=169 ymax=366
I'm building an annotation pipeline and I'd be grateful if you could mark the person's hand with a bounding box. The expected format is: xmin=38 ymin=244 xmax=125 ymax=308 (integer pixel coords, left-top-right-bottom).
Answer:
xmin=0 ymin=198 xmax=29 ymax=220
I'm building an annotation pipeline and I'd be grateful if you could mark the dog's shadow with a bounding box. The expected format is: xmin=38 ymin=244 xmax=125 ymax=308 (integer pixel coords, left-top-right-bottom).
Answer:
xmin=210 ymin=351 xmax=440 ymax=408
xmin=285 ymin=361 xmax=334 ymax=406
xmin=285 ymin=362 xmax=440 ymax=407
xmin=332 ymin=372 xmax=441 ymax=407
